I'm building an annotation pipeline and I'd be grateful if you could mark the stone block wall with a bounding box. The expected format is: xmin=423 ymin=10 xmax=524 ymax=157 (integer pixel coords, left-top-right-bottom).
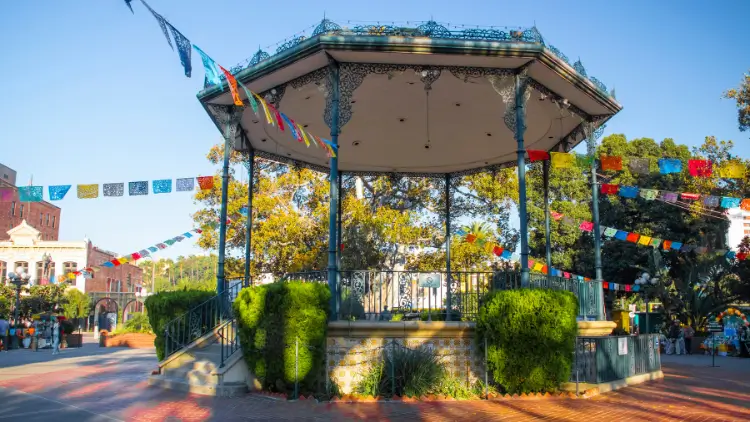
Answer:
xmin=325 ymin=321 xmax=485 ymax=394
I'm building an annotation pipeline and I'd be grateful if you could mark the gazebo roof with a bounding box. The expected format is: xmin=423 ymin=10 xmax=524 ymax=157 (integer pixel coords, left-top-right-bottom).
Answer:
xmin=198 ymin=20 xmax=621 ymax=176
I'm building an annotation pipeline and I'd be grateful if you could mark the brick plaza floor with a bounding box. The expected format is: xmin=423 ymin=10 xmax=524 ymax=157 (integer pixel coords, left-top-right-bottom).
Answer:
xmin=0 ymin=342 xmax=748 ymax=421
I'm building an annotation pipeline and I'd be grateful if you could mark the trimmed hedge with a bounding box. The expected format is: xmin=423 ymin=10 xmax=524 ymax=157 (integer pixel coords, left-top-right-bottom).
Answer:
xmin=234 ymin=282 xmax=330 ymax=394
xmin=144 ymin=289 xmax=216 ymax=361
xmin=476 ymin=289 xmax=578 ymax=394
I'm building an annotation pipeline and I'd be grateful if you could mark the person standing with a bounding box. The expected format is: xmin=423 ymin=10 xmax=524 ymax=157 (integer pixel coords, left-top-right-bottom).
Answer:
xmin=668 ymin=320 xmax=681 ymax=355
xmin=51 ymin=318 xmax=60 ymax=355
xmin=683 ymin=325 xmax=695 ymax=355
xmin=0 ymin=315 xmax=9 ymax=352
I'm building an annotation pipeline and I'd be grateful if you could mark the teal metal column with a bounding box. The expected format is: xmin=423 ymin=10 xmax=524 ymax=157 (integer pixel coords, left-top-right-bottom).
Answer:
xmin=543 ymin=160 xmax=552 ymax=271
xmin=217 ymin=123 xmax=233 ymax=296
xmin=444 ymin=173 xmax=452 ymax=321
xmin=337 ymin=174 xmax=343 ymax=271
xmin=587 ymin=123 xmax=605 ymax=320
xmin=514 ymin=73 xmax=530 ymax=287
xmin=244 ymin=149 xmax=255 ymax=287
xmin=327 ymin=60 xmax=341 ymax=319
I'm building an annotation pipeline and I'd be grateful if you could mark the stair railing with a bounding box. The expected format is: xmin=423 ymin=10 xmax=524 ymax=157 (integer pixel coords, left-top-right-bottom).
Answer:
xmin=163 ymin=279 xmax=243 ymax=360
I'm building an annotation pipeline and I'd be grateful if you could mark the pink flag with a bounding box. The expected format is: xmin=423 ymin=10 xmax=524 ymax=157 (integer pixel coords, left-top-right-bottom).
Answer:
xmin=579 ymin=221 xmax=594 ymax=232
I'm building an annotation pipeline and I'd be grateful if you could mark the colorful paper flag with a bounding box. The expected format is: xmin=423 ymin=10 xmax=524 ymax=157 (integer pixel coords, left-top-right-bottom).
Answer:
xmin=628 ymin=157 xmax=651 ymax=174
xmin=688 ymin=159 xmax=712 ymax=178
xmin=533 ymin=262 xmax=544 ymax=271
xmin=662 ymin=240 xmax=672 ymax=251
xmin=579 ymin=221 xmax=594 ymax=232
xmin=193 ymin=45 xmax=221 ymax=86
xmin=721 ymin=197 xmax=741 ymax=209
xmin=197 ymin=176 xmax=214 ymax=190
xmin=626 ymin=233 xmax=639 ymax=243
xmin=129 ymin=181 xmax=149 ymax=196
xmin=575 ymin=154 xmax=593 ymax=168
xmin=703 ymin=196 xmax=720 ymax=208
xmin=615 ymin=231 xmax=628 ymax=240
xmin=670 ymin=242 xmax=683 ymax=251
xmin=166 ymin=22 xmax=192 ymax=77
xmin=237 ymin=81 xmax=259 ymax=115
xmin=153 ymin=179 xmax=173 ymax=194
xmin=550 ymin=152 xmax=575 ymax=168
xmin=601 ymin=184 xmax=619 ymax=195
xmin=466 ymin=234 xmax=477 ymax=243
xmin=18 ymin=186 xmax=43 ymax=202
xmin=527 ymin=150 xmax=550 ymax=162
xmin=717 ymin=161 xmax=746 ymax=178
xmin=650 ymin=238 xmax=662 ymax=248
xmin=103 ymin=183 xmax=124 ymax=197
xmin=550 ymin=211 xmax=563 ymax=220
xmin=176 ymin=178 xmax=195 ymax=192
xmin=218 ymin=65 xmax=244 ymax=106
xmin=604 ymin=227 xmax=618 ymax=237
xmin=600 ymin=155 xmax=623 ymax=171
xmin=638 ymin=235 xmax=652 ymax=246
xmin=493 ymin=245 xmax=504 ymax=256
xmin=48 ymin=185 xmax=71 ymax=201
xmin=658 ymin=158 xmax=682 ymax=174
xmin=619 ymin=186 xmax=639 ymax=198
xmin=640 ymin=189 xmax=659 ymax=200
xmin=741 ymin=199 xmax=750 ymax=211
xmin=501 ymin=250 xmax=511 ymax=259
xmin=117 ymin=257 xmax=129 ymax=264
xmin=681 ymin=192 xmax=700 ymax=201
xmin=77 ymin=184 xmax=99 ymax=199
xmin=661 ymin=192 xmax=678 ymax=202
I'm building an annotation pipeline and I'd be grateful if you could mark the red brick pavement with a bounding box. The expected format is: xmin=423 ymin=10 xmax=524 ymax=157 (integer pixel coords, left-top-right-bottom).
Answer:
xmin=1 ymin=350 xmax=749 ymax=421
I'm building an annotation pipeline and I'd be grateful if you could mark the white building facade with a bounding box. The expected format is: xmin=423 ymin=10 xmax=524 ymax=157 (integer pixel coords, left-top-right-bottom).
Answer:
xmin=726 ymin=208 xmax=750 ymax=252
xmin=0 ymin=220 xmax=89 ymax=293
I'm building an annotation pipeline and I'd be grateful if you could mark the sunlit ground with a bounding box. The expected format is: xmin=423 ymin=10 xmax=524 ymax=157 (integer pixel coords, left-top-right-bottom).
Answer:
xmin=0 ymin=337 xmax=748 ymax=421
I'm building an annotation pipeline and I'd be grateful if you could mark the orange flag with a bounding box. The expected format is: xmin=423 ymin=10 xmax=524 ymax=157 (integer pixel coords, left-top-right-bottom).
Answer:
xmin=218 ymin=65 xmax=244 ymax=106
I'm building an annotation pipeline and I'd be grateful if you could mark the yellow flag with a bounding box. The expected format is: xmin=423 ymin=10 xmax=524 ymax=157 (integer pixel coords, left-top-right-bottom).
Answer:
xmin=532 ymin=262 xmax=544 ymax=272
xmin=638 ymin=235 xmax=652 ymax=246
xmin=117 ymin=257 xmax=129 ymax=264
xmin=550 ymin=152 xmax=575 ymax=169
xmin=254 ymin=93 xmax=274 ymax=125
xmin=718 ymin=162 xmax=746 ymax=179
xmin=297 ymin=125 xmax=311 ymax=147
xmin=77 ymin=184 xmax=99 ymax=199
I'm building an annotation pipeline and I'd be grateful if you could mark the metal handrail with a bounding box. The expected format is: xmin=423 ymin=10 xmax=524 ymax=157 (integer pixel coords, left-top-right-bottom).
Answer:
xmin=162 ymin=279 xmax=243 ymax=360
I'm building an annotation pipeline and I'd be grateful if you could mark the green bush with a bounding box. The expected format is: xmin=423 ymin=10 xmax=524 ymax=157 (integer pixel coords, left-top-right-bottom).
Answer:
xmin=355 ymin=345 xmax=445 ymax=398
xmin=116 ymin=312 xmax=153 ymax=334
xmin=144 ymin=289 xmax=216 ymax=360
xmin=233 ymin=281 xmax=330 ymax=395
xmin=477 ymin=289 xmax=578 ymax=394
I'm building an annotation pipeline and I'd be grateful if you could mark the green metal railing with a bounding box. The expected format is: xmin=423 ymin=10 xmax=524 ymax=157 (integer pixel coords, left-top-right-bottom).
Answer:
xmin=571 ymin=334 xmax=661 ymax=384
xmin=283 ymin=270 xmax=602 ymax=321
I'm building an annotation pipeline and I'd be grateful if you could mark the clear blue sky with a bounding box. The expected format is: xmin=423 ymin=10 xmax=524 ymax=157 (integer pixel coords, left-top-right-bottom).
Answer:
xmin=1 ymin=0 xmax=748 ymax=260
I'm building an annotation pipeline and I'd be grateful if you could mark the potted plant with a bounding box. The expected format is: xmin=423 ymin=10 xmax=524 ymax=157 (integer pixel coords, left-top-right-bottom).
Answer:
xmin=61 ymin=319 xmax=78 ymax=348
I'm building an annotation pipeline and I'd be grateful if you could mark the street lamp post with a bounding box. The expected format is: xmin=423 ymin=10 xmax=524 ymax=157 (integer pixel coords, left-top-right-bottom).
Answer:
xmin=635 ymin=272 xmax=658 ymax=334
xmin=7 ymin=266 xmax=31 ymax=349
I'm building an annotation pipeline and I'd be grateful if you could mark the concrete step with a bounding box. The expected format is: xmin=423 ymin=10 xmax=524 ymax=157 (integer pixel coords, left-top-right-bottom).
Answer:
xmin=148 ymin=374 xmax=247 ymax=397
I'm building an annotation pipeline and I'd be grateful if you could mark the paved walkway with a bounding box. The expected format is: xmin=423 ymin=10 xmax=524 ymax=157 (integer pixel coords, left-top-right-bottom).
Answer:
xmin=0 ymin=345 xmax=748 ymax=421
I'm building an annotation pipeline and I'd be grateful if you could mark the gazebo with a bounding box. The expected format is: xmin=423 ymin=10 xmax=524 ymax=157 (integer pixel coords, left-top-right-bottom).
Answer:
xmin=197 ymin=19 xmax=621 ymax=325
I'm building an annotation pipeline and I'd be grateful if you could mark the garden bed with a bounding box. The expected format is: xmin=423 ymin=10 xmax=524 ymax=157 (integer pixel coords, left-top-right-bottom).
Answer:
xmin=102 ymin=332 xmax=156 ymax=348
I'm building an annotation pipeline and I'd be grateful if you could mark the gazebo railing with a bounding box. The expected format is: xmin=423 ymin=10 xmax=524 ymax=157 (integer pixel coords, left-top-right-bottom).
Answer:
xmin=283 ymin=270 xmax=601 ymax=321
xmin=571 ymin=334 xmax=661 ymax=384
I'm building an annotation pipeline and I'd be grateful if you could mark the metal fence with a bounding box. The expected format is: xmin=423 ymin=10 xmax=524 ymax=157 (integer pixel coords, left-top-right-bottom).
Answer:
xmin=284 ymin=270 xmax=601 ymax=321
xmin=571 ymin=334 xmax=661 ymax=384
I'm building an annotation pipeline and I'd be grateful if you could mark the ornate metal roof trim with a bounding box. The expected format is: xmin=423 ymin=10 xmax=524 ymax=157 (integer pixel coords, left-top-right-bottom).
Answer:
xmin=204 ymin=19 xmax=611 ymax=98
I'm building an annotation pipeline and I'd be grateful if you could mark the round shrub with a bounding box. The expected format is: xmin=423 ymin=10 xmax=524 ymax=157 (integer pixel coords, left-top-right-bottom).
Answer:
xmin=476 ymin=289 xmax=578 ymax=394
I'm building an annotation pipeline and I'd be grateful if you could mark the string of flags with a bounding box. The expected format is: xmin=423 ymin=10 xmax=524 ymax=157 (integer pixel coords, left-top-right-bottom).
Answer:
xmin=597 ymin=182 xmax=750 ymax=211
xmin=0 ymin=176 xmax=215 ymax=203
xmin=54 ymin=228 xmax=203 ymax=282
xmin=99 ymin=228 xmax=203 ymax=269
xmin=527 ymin=150 xmax=747 ymax=179
xmin=456 ymin=229 xmax=638 ymax=292
xmin=123 ymin=0 xmax=338 ymax=158
xmin=549 ymin=210 xmax=742 ymax=261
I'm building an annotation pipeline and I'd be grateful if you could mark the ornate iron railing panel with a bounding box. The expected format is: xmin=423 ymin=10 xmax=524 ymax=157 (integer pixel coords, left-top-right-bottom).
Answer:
xmin=570 ymin=334 xmax=661 ymax=384
xmin=207 ymin=19 xmax=610 ymax=97
xmin=283 ymin=270 xmax=597 ymax=321
xmin=163 ymin=279 xmax=243 ymax=360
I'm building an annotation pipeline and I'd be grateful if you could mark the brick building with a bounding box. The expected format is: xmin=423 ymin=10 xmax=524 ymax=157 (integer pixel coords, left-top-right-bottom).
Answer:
xmin=0 ymin=164 xmax=61 ymax=241
xmin=0 ymin=220 xmax=143 ymax=295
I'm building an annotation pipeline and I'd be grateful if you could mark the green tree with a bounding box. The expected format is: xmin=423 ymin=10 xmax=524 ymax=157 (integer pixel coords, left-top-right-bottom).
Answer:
xmin=62 ymin=289 xmax=91 ymax=322
xmin=724 ymin=70 xmax=750 ymax=135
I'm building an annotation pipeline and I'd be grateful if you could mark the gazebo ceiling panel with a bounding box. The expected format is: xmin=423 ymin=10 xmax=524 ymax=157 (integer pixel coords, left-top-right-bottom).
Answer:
xmin=232 ymin=67 xmax=583 ymax=174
